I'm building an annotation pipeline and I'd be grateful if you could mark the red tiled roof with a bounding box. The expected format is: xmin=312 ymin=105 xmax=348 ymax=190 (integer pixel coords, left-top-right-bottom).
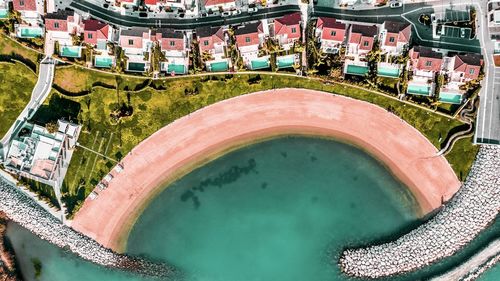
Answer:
xmin=235 ymin=22 xmax=263 ymax=48
xmin=45 ymin=18 xmax=68 ymax=32
xmin=83 ymin=19 xmax=109 ymax=45
xmin=12 ymin=0 xmax=37 ymax=12
xmin=204 ymin=0 xmax=235 ymax=6
xmin=274 ymin=12 xmax=301 ymax=40
xmin=348 ymin=24 xmax=377 ymax=51
xmin=120 ymin=36 xmax=143 ymax=49
xmin=453 ymin=54 xmax=483 ymax=80
xmin=409 ymin=47 xmax=443 ymax=72
xmin=197 ymin=27 xmax=225 ymax=52
xmin=382 ymin=21 xmax=411 ymax=47
xmin=145 ymin=0 xmax=159 ymax=5
xmin=317 ymin=17 xmax=346 ymax=42
xmin=154 ymin=29 xmax=185 ymax=51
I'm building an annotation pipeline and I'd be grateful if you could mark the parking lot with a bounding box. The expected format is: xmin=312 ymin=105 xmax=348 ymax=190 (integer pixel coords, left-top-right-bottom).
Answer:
xmin=440 ymin=25 xmax=472 ymax=40
xmin=434 ymin=8 xmax=471 ymax=23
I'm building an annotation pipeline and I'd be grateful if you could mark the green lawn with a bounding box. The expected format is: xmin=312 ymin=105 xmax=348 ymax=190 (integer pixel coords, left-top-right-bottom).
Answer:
xmin=0 ymin=32 xmax=41 ymax=68
xmin=37 ymin=70 xmax=477 ymax=218
xmin=0 ymin=62 xmax=37 ymax=138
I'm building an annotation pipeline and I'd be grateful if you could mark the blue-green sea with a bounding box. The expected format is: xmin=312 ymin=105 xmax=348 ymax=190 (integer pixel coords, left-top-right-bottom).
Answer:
xmin=6 ymin=137 xmax=500 ymax=281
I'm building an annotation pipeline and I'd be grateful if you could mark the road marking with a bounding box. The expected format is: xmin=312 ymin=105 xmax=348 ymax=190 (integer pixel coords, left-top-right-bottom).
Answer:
xmin=87 ymin=137 xmax=106 ymax=185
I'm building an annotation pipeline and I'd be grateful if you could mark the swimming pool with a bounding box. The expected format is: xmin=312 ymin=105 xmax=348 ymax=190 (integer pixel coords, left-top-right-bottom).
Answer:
xmin=345 ymin=64 xmax=369 ymax=76
xmin=407 ymin=84 xmax=431 ymax=96
xmin=94 ymin=57 xmax=113 ymax=68
xmin=60 ymin=46 xmax=82 ymax=58
xmin=377 ymin=66 xmax=400 ymax=78
xmin=167 ymin=64 xmax=186 ymax=74
xmin=208 ymin=61 xmax=229 ymax=72
xmin=439 ymin=92 xmax=463 ymax=104
xmin=0 ymin=9 xmax=8 ymax=19
xmin=128 ymin=62 xmax=146 ymax=72
xmin=250 ymin=57 xmax=270 ymax=70
xmin=19 ymin=27 xmax=43 ymax=38
xmin=276 ymin=55 xmax=296 ymax=69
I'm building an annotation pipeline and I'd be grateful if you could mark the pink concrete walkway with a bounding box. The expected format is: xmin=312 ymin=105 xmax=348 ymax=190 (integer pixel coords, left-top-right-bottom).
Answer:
xmin=71 ymin=89 xmax=460 ymax=252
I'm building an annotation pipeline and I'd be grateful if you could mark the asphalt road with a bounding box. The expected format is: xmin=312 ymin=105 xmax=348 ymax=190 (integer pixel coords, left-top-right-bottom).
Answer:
xmin=474 ymin=0 xmax=500 ymax=145
xmin=69 ymin=0 xmax=300 ymax=29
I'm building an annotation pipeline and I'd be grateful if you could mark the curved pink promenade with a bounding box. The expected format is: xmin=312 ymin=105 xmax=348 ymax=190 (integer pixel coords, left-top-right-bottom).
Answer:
xmin=71 ymin=89 xmax=460 ymax=252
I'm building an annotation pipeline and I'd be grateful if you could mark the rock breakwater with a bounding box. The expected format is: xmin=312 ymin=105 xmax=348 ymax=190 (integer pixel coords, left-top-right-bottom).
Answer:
xmin=340 ymin=145 xmax=500 ymax=278
xmin=0 ymin=177 xmax=176 ymax=279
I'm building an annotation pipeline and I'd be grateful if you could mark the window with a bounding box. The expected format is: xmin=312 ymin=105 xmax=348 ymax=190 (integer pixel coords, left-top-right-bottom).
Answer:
xmin=245 ymin=37 xmax=251 ymax=43
xmin=19 ymin=0 xmax=24 ymax=6
xmin=331 ymin=31 xmax=336 ymax=37
xmin=204 ymin=40 xmax=209 ymax=46
xmin=54 ymin=22 xmax=59 ymax=29
xmin=128 ymin=39 xmax=134 ymax=45
xmin=425 ymin=61 xmax=432 ymax=67
xmin=170 ymin=41 xmax=175 ymax=46
xmin=87 ymin=33 xmax=93 ymax=39
xmin=469 ymin=69 xmax=475 ymax=74
xmin=389 ymin=37 xmax=395 ymax=43
xmin=363 ymin=41 xmax=369 ymax=47
xmin=291 ymin=27 xmax=297 ymax=33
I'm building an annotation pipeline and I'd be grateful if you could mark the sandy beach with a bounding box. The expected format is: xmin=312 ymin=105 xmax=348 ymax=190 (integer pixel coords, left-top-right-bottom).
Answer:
xmin=71 ymin=89 xmax=460 ymax=252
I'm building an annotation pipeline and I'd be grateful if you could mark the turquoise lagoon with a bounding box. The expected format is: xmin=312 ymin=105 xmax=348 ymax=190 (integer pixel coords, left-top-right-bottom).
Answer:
xmin=6 ymin=137 xmax=500 ymax=281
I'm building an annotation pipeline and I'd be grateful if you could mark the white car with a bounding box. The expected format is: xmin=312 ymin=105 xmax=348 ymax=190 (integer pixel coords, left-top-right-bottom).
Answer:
xmin=221 ymin=11 xmax=231 ymax=17
xmin=390 ymin=2 xmax=402 ymax=8
xmin=248 ymin=7 xmax=258 ymax=13
xmin=231 ymin=10 xmax=241 ymax=16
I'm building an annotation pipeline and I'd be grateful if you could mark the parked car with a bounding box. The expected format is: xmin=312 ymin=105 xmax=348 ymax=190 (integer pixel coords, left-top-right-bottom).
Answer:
xmin=248 ymin=7 xmax=258 ymax=13
xmin=221 ymin=11 xmax=231 ymax=17
xmin=231 ymin=10 xmax=241 ymax=16
xmin=390 ymin=2 xmax=402 ymax=8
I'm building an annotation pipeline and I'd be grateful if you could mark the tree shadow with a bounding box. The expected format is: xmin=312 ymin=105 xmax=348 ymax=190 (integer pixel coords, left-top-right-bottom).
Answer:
xmin=30 ymin=94 xmax=81 ymax=125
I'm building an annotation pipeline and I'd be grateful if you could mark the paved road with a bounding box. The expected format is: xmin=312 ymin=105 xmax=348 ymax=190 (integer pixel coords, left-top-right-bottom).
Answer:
xmin=69 ymin=0 xmax=300 ymax=29
xmin=0 ymin=57 xmax=55 ymax=158
xmin=474 ymin=0 xmax=500 ymax=145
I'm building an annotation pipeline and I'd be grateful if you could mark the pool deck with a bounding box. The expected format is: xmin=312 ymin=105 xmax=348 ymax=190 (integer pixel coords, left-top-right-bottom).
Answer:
xmin=70 ymin=89 xmax=461 ymax=252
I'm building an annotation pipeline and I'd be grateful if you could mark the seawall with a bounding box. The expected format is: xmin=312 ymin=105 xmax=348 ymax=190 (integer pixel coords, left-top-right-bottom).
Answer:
xmin=0 ymin=177 xmax=175 ymax=279
xmin=340 ymin=145 xmax=500 ymax=278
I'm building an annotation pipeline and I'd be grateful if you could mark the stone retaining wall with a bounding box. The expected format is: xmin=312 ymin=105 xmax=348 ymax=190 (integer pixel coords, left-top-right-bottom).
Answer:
xmin=0 ymin=177 xmax=176 ymax=279
xmin=340 ymin=145 xmax=500 ymax=278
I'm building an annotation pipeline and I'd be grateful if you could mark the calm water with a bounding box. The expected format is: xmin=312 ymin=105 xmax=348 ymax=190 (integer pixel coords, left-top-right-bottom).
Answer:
xmin=6 ymin=137 xmax=500 ymax=280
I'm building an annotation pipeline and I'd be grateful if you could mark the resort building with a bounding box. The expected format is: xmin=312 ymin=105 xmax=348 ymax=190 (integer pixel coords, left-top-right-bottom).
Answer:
xmin=234 ymin=21 xmax=269 ymax=70
xmin=3 ymin=120 xmax=81 ymax=189
xmin=12 ymin=0 xmax=44 ymax=25
xmin=119 ymin=27 xmax=152 ymax=72
xmin=154 ymin=28 xmax=189 ymax=75
xmin=439 ymin=53 xmax=483 ymax=104
xmin=45 ymin=10 xmax=83 ymax=58
xmin=378 ymin=21 xmax=411 ymax=56
xmin=203 ymin=0 xmax=236 ymax=12
xmin=346 ymin=24 xmax=378 ymax=59
xmin=196 ymin=26 xmax=231 ymax=72
xmin=315 ymin=17 xmax=347 ymax=54
xmin=272 ymin=12 xmax=302 ymax=50
xmin=83 ymin=19 xmax=116 ymax=68
xmin=118 ymin=0 xmax=140 ymax=8
xmin=407 ymin=46 xmax=443 ymax=97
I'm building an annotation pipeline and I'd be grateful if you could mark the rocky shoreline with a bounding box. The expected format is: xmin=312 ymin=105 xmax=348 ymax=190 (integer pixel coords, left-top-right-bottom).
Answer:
xmin=0 ymin=177 xmax=176 ymax=279
xmin=339 ymin=145 xmax=500 ymax=279
xmin=0 ymin=213 xmax=21 ymax=281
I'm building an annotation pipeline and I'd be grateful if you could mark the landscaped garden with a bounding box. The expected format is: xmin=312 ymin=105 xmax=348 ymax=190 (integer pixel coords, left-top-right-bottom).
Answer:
xmin=0 ymin=62 xmax=37 ymax=138
xmin=30 ymin=65 xmax=479 ymax=218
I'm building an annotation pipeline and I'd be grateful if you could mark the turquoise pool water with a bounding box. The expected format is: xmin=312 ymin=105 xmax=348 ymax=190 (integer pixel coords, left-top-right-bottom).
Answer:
xmin=167 ymin=64 xmax=186 ymax=74
xmin=407 ymin=84 xmax=431 ymax=96
xmin=60 ymin=46 xmax=81 ymax=58
xmin=439 ymin=92 xmax=463 ymax=104
xmin=19 ymin=27 xmax=43 ymax=38
xmin=6 ymin=137 xmax=500 ymax=281
xmin=208 ymin=61 xmax=229 ymax=72
xmin=250 ymin=58 xmax=270 ymax=70
xmin=0 ymin=9 xmax=8 ymax=19
xmin=276 ymin=55 xmax=295 ymax=69
xmin=94 ymin=57 xmax=113 ymax=68
xmin=378 ymin=67 xmax=400 ymax=78
xmin=345 ymin=64 xmax=369 ymax=76
xmin=128 ymin=62 xmax=146 ymax=72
